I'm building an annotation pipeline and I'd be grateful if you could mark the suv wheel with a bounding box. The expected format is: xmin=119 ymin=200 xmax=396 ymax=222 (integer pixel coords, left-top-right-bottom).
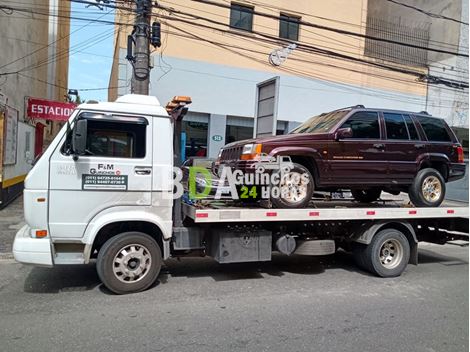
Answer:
xmin=408 ymin=168 xmax=445 ymax=207
xmin=271 ymin=163 xmax=314 ymax=208
xmin=351 ymin=189 xmax=381 ymax=203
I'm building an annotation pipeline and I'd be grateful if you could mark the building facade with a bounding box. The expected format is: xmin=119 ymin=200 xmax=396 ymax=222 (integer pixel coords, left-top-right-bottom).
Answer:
xmin=0 ymin=0 xmax=70 ymax=207
xmin=109 ymin=0 xmax=468 ymax=160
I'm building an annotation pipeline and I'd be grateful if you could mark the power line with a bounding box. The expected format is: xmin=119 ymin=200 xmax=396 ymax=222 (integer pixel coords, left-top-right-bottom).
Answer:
xmin=18 ymin=72 xmax=128 ymax=91
xmin=216 ymin=0 xmax=468 ymax=50
xmin=0 ymin=5 xmax=113 ymax=73
xmin=190 ymin=0 xmax=468 ymax=57
xmin=152 ymin=6 xmax=469 ymax=89
xmin=163 ymin=22 xmax=466 ymax=109
xmin=385 ymin=0 xmax=469 ymax=26
xmin=158 ymin=0 xmax=468 ymax=77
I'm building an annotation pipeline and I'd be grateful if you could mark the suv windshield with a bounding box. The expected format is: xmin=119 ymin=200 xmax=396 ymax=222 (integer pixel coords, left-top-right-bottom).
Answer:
xmin=290 ymin=110 xmax=348 ymax=134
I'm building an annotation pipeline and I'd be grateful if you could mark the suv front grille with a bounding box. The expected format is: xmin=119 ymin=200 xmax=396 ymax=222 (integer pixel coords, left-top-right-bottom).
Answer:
xmin=220 ymin=146 xmax=243 ymax=161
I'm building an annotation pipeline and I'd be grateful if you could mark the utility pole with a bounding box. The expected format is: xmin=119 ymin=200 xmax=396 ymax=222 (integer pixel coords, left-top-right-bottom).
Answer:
xmin=129 ymin=0 xmax=152 ymax=95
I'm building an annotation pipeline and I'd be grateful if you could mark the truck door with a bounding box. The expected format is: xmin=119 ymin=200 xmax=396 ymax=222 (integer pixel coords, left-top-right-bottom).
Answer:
xmin=48 ymin=112 xmax=153 ymax=239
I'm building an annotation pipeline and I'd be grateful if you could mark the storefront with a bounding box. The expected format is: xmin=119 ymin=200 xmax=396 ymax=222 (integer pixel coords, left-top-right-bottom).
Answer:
xmin=0 ymin=96 xmax=75 ymax=208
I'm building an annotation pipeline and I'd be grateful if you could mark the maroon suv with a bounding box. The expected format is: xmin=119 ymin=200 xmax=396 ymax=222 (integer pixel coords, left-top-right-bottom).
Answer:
xmin=217 ymin=106 xmax=466 ymax=208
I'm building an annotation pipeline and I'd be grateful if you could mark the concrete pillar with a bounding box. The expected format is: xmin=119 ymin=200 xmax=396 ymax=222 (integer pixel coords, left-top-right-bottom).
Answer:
xmin=207 ymin=114 xmax=227 ymax=158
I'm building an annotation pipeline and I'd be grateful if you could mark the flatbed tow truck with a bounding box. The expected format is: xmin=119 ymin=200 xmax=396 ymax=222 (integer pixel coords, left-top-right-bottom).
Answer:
xmin=12 ymin=95 xmax=469 ymax=294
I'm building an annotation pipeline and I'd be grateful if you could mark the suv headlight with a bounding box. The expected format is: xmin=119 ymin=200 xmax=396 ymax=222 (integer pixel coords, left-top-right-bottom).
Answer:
xmin=241 ymin=143 xmax=262 ymax=160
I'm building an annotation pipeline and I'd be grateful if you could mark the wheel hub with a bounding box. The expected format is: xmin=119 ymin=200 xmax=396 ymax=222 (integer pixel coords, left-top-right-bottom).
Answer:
xmin=280 ymin=171 xmax=308 ymax=203
xmin=421 ymin=176 xmax=442 ymax=203
xmin=113 ymin=244 xmax=152 ymax=283
xmin=379 ymin=239 xmax=403 ymax=269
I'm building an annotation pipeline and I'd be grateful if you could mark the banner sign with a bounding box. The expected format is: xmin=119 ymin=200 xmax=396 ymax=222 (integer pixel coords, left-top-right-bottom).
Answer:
xmin=27 ymin=98 xmax=76 ymax=121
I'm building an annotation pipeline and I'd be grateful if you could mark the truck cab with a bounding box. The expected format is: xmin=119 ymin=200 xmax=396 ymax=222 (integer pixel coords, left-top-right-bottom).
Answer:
xmin=14 ymin=95 xmax=174 ymax=271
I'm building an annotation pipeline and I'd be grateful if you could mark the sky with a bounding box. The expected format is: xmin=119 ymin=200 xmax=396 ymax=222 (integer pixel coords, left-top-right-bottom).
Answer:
xmin=67 ymin=2 xmax=117 ymax=102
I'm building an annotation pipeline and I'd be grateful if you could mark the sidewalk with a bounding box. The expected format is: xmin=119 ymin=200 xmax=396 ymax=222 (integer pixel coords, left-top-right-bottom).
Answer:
xmin=0 ymin=196 xmax=24 ymax=258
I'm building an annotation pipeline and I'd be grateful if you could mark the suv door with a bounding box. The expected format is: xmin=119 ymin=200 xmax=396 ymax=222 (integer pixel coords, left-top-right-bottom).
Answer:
xmin=48 ymin=112 xmax=152 ymax=239
xmin=328 ymin=111 xmax=388 ymax=184
xmin=382 ymin=112 xmax=421 ymax=182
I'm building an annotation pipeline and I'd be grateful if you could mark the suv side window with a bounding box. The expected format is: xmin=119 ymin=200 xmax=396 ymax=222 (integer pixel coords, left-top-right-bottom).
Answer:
xmin=416 ymin=116 xmax=451 ymax=142
xmin=86 ymin=120 xmax=146 ymax=158
xmin=340 ymin=111 xmax=380 ymax=139
xmin=384 ymin=113 xmax=408 ymax=140
xmin=403 ymin=115 xmax=419 ymax=140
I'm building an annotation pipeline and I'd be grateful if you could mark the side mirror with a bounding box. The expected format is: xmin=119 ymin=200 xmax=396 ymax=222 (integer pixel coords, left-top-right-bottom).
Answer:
xmin=335 ymin=127 xmax=353 ymax=140
xmin=72 ymin=119 xmax=87 ymax=159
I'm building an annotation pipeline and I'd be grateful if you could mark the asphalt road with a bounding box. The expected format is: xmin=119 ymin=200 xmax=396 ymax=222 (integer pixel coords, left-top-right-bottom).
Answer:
xmin=0 ymin=243 xmax=468 ymax=352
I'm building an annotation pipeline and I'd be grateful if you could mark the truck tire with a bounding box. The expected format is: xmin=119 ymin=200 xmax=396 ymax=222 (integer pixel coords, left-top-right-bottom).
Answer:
xmin=96 ymin=232 xmax=162 ymax=294
xmin=353 ymin=229 xmax=410 ymax=277
xmin=408 ymin=168 xmax=446 ymax=207
xmin=271 ymin=163 xmax=314 ymax=208
xmin=351 ymin=189 xmax=381 ymax=203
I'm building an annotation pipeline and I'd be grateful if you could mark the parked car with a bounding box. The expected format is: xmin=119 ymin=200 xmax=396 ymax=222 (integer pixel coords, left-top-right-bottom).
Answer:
xmin=216 ymin=106 xmax=466 ymax=208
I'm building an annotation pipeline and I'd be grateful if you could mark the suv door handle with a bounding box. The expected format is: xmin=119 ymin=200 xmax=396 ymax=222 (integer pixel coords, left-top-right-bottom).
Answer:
xmin=373 ymin=143 xmax=385 ymax=150
xmin=414 ymin=144 xmax=426 ymax=149
xmin=135 ymin=167 xmax=152 ymax=175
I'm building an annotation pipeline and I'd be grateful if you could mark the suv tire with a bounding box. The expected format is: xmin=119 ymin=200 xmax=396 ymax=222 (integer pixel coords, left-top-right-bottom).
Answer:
xmin=97 ymin=232 xmax=162 ymax=294
xmin=408 ymin=168 xmax=446 ymax=207
xmin=271 ymin=163 xmax=314 ymax=208
xmin=351 ymin=189 xmax=381 ymax=203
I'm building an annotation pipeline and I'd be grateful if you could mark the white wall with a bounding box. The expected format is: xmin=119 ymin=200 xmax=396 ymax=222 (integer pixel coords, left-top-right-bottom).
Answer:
xmin=142 ymin=56 xmax=427 ymax=124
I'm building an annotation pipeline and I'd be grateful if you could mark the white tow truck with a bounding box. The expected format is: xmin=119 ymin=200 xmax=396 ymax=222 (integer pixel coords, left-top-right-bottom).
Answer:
xmin=13 ymin=95 xmax=469 ymax=294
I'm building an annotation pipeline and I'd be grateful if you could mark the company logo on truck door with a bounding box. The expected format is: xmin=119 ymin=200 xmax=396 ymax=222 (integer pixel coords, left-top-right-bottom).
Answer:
xmin=89 ymin=164 xmax=121 ymax=175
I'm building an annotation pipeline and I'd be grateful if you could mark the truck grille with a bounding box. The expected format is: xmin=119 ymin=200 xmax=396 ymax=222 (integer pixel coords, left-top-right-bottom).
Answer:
xmin=220 ymin=145 xmax=243 ymax=161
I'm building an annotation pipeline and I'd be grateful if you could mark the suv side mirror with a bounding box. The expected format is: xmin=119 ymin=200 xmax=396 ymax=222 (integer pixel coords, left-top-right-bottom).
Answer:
xmin=335 ymin=127 xmax=353 ymax=140
xmin=72 ymin=119 xmax=87 ymax=159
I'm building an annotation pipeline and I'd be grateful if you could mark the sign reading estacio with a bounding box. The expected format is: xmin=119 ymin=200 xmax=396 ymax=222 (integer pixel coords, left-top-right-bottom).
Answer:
xmin=27 ymin=97 xmax=76 ymax=121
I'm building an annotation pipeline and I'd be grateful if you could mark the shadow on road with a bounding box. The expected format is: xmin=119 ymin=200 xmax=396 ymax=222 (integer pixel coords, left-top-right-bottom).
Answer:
xmin=418 ymin=248 xmax=468 ymax=266
xmin=23 ymin=264 xmax=100 ymax=294
xmin=162 ymin=250 xmax=368 ymax=283
xmin=22 ymin=253 xmax=358 ymax=294
xmin=21 ymin=247 xmax=467 ymax=294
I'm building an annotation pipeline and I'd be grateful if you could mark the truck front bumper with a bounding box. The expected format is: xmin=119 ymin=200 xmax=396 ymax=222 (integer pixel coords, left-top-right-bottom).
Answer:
xmin=13 ymin=225 xmax=53 ymax=267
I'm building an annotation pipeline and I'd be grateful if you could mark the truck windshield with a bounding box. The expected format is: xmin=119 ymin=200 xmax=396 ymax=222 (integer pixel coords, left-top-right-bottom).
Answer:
xmin=289 ymin=110 xmax=348 ymax=134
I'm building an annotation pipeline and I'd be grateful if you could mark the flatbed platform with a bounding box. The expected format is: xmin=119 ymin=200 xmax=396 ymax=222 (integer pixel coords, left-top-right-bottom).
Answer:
xmin=183 ymin=198 xmax=469 ymax=223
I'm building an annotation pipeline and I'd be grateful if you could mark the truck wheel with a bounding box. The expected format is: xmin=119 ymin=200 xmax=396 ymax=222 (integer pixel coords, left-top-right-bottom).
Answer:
xmin=354 ymin=229 xmax=410 ymax=277
xmin=408 ymin=168 xmax=445 ymax=207
xmin=271 ymin=163 xmax=314 ymax=208
xmin=96 ymin=232 xmax=162 ymax=294
xmin=351 ymin=189 xmax=381 ymax=203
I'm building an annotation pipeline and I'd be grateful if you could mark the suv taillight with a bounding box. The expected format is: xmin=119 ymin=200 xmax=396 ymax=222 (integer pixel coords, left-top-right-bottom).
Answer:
xmin=455 ymin=145 xmax=464 ymax=163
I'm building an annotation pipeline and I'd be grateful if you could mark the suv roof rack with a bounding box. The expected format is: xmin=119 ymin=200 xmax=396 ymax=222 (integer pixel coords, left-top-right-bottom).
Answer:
xmin=337 ymin=104 xmax=365 ymax=111
xmin=418 ymin=110 xmax=430 ymax=115
xmin=319 ymin=105 xmax=365 ymax=116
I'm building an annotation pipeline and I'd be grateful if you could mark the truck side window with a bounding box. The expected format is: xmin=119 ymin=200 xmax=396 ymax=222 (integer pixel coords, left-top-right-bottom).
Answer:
xmin=416 ymin=116 xmax=451 ymax=142
xmin=340 ymin=112 xmax=380 ymax=139
xmin=384 ymin=113 xmax=408 ymax=140
xmin=403 ymin=115 xmax=419 ymax=140
xmin=86 ymin=120 xmax=146 ymax=158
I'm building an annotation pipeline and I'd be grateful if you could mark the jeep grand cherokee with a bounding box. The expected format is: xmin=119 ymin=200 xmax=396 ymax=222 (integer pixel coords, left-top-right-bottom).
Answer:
xmin=216 ymin=106 xmax=466 ymax=208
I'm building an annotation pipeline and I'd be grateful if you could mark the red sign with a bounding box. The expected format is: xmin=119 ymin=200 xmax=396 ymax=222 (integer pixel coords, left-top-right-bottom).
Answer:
xmin=27 ymin=98 xmax=76 ymax=121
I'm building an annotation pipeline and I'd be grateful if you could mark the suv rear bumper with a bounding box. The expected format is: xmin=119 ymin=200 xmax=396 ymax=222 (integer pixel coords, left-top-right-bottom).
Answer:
xmin=448 ymin=163 xmax=466 ymax=182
